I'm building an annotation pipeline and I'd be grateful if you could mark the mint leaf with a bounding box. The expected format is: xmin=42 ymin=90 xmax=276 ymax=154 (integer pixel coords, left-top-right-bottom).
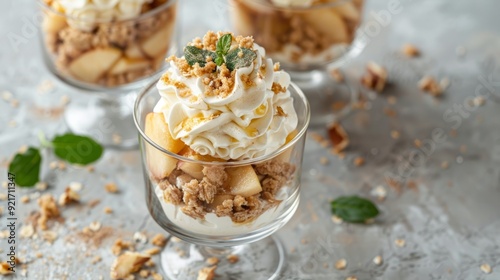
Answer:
xmin=184 ymin=46 xmax=216 ymax=67
xmin=8 ymin=147 xmax=41 ymax=187
xmin=216 ymin=34 xmax=232 ymax=56
xmin=331 ymin=196 xmax=379 ymax=223
xmin=51 ymin=133 xmax=103 ymax=165
xmin=225 ymin=48 xmax=257 ymax=71
xmin=215 ymin=56 xmax=224 ymax=66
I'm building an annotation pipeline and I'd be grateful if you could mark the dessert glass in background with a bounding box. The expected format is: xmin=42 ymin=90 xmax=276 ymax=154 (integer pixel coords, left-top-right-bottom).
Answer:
xmin=134 ymin=32 xmax=310 ymax=279
xmin=38 ymin=0 xmax=179 ymax=147
xmin=230 ymin=0 xmax=366 ymax=126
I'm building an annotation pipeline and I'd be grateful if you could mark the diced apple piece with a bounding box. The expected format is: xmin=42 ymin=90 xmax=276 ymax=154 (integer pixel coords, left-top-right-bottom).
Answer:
xmin=68 ymin=48 xmax=122 ymax=83
xmin=276 ymin=130 xmax=298 ymax=163
xmin=145 ymin=113 xmax=185 ymax=180
xmin=42 ymin=13 xmax=67 ymax=33
xmin=226 ymin=166 xmax=262 ymax=197
xmin=178 ymin=162 xmax=204 ymax=180
xmin=208 ymin=194 xmax=234 ymax=209
xmin=125 ymin=44 xmax=145 ymax=59
xmin=139 ymin=24 xmax=173 ymax=58
xmin=300 ymin=9 xmax=349 ymax=44
xmin=109 ymin=58 xmax=150 ymax=75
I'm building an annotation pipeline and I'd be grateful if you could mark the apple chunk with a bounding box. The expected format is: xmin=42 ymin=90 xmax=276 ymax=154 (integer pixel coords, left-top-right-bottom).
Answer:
xmin=145 ymin=113 xmax=185 ymax=181
xmin=300 ymin=10 xmax=349 ymax=44
xmin=140 ymin=24 xmax=174 ymax=58
xmin=109 ymin=58 xmax=150 ymax=75
xmin=208 ymin=194 xmax=234 ymax=209
xmin=42 ymin=13 xmax=67 ymax=33
xmin=69 ymin=48 xmax=122 ymax=83
xmin=125 ymin=44 xmax=145 ymax=59
xmin=178 ymin=147 xmax=225 ymax=180
xmin=226 ymin=166 xmax=262 ymax=197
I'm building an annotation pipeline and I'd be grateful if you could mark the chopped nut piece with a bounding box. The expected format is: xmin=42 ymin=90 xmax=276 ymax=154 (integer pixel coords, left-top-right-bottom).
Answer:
xmin=414 ymin=139 xmax=422 ymax=148
xmin=41 ymin=230 xmax=58 ymax=243
xmin=330 ymin=68 xmax=344 ymax=82
xmin=89 ymin=222 xmax=101 ymax=232
xmin=87 ymin=165 xmax=95 ymax=172
xmin=69 ymin=181 xmax=83 ymax=192
xmin=331 ymin=215 xmax=343 ymax=224
xmin=0 ymin=262 xmax=12 ymax=275
xmin=327 ymin=122 xmax=349 ymax=154
xmin=418 ymin=76 xmax=443 ymax=96
xmin=361 ymin=62 xmax=387 ymax=92
xmin=92 ymin=255 xmax=102 ymax=264
xmin=402 ymin=43 xmax=420 ymax=57
xmin=104 ymin=207 xmax=113 ymax=214
xmin=373 ymin=255 xmax=383 ymax=265
xmin=20 ymin=195 xmax=30 ymax=203
xmin=59 ymin=187 xmax=80 ymax=206
xmin=354 ymin=157 xmax=365 ymax=167
xmin=151 ymin=234 xmax=167 ymax=247
xmin=110 ymin=251 xmax=151 ymax=280
xmin=151 ymin=272 xmax=163 ymax=280
xmin=371 ymin=185 xmax=387 ymax=201
xmin=139 ymin=270 xmax=150 ymax=278
xmin=112 ymin=238 xmax=133 ymax=256
xmin=143 ymin=247 xmax=161 ymax=256
xmin=335 ymin=259 xmax=347 ymax=270
xmin=20 ymin=225 xmax=35 ymax=238
xmin=480 ymin=263 xmax=492 ymax=274
xmin=395 ymin=239 xmax=406 ymax=247
xmin=38 ymin=194 xmax=60 ymax=230
xmin=206 ymin=257 xmax=219 ymax=265
xmin=197 ymin=266 xmax=217 ymax=280
xmin=35 ymin=181 xmax=48 ymax=191
xmin=226 ymin=254 xmax=239 ymax=264
xmin=105 ymin=182 xmax=119 ymax=193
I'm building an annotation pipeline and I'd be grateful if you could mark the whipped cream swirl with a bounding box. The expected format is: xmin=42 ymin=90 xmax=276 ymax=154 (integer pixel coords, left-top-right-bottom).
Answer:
xmin=55 ymin=0 xmax=152 ymax=31
xmin=153 ymin=44 xmax=298 ymax=160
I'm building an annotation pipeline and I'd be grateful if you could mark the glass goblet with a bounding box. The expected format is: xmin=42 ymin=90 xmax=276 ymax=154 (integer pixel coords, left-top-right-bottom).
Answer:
xmin=38 ymin=0 xmax=179 ymax=147
xmin=134 ymin=79 xmax=310 ymax=279
xmin=230 ymin=0 xmax=366 ymax=126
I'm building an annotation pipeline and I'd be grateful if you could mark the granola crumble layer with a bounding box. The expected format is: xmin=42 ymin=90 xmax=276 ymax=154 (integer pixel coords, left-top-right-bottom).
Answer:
xmin=41 ymin=0 xmax=177 ymax=87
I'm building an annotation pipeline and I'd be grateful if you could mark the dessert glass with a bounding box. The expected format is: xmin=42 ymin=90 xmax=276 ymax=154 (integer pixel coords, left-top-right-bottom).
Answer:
xmin=230 ymin=0 xmax=366 ymax=126
xmin=134 ymin=79 xmax=310 ymax=279
xmin=38 ymin=0 xmax=179 ymax=147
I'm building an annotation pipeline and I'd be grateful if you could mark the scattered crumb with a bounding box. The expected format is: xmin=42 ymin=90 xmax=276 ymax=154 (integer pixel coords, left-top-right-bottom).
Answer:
xmin=354 ymin=157 xmax=365 ymax=167
xmin=20 ymin=195 xmax=30 ymax=203
xmin=133 ymin=232 xmax=148 ymax=244
xmin=361 ymin=62 xmax=387 ymax=92
xmin=143 ymin=247 xmax=161 ymax=256
xmin=330 ymin=69 xmax=344 ymax=82
xmin=335 ymin=259 xmax=347 ymax=270
xmin=69 ymin=182 xmax=83 ymax=192
xmin=197 ymin=266 xmax=217 ymax=280
xmin=414 ymin=139 xmax=422 ymax=148
xmin=383 ymin=107 xmax=397 ymax=118
xmin=346 ymin=276 xmax=357 ymax=280
xmin=91 ymin=255 xmax=102 ymax=264
xmin=441 ymin=161 xmax=449 ymax=169
xmin=151 ymin=272 xmax=163 ymax=280
xmin=327 ymin=122 xmax=349 ymax=154
xmin=418 ymin=76 xmax=443 ymax=96
xmin=480 ymin=263 xmax=492 ymax=274
xmin=105 ymin=182 xmax=119 ymax=193
xmin=41 ymin=230 xmax=58 ymax=243
xmin=59 ymin=187 xmax=80 ymax=206
xmin=373 ymin=255 xmax=383 ymax=265
xmin=112 ymin=238 xmax=134 ymax=256
xmin=110 ymin=251 xmax=151 ymax=280
xmin=227 ymin=254 xmax=239 ymax=264
xmin=20 ymin=225 xmax=35 ymax=239
xmin=87 ymin=165 xmax=95 ymax=172
xmin=112 ymin=134 xmax=122 ymax=144
xmin=49 ymin=161 xmax=58 ymax=170
xmin=473 ymin=96 xmax=485 ymax=106
xmin=395 ymin=239 xmax=406 ymax=247
xmin=402 ymin=43 xmax=420 ymax=57
xmin=320 ymin=157 xmax=329 ymax=165
xmin=390 ymin=130 xmax=400 ymax=140
xmin=104 ymin=207 xmax=113 ymax=214
xmin=206 ymin=257 xmax=219 ymax=266
xmin=387 ymin=96 xmax=397 ymax=105
xmin=35 ymin=182 xmax=48 ymax=191
xmin=0 ymin=262 xmax=12 ymax=275
xmin=171 ymin=236 xmax=181 ymax=243
xmin=371 ymin=185 xmax=387 ymax=201
xmin=439 ymin=78 xmax=450 ymax=91
xmin=60 ymin=95 xmax=70 ymax=106
xmin=58 ymin=161 xmax=67 ymax=170
xmin=331 ymin=215 xmax=343 ymax=224
xmin=151 ymin=234 xmax=167 ymax=247
xmin=89 ymin=222 xmax=101 ymax=232
xmin=139 ymin=270 xmax=150 ymax=278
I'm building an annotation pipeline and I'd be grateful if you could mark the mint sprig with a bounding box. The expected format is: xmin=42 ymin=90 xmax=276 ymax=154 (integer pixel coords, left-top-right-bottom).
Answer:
xmin=331 ymin=196 xmax=379 ymax=223
xmin=7 ymin=133 xmax=103 ymax=187
xmin=184 ymin=34 xmax=257 ymax=71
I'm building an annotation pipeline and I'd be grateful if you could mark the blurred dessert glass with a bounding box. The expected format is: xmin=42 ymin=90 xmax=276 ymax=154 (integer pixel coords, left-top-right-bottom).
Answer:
xmin=231 ymin=0 xmax=366 ymax=125
xmin=38 ymin=0 xmax=179 ymax=147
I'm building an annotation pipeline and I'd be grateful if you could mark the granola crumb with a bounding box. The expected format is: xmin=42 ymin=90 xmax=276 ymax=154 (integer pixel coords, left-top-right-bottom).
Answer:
xmin=110 ymin=251 xmax=150 ymax=280
xmin=20 ymin=195 xmax=30 ymax=204
xmin=59 ymin=187 xmax=80 ymax=206
xmin=327 ymin=122 xmax=349 ymax=154
xmin=354 ymin=157 xmax=365 ymax=167
xmin=104 ymin=207 xmax=113 ymax=214
xmin=91 ymin=255 xmax=102 ymax=264
xmin=418 ymin=76 xmax=443 ymax=96
xmin=331 ymin=215 xmax=343 ymax=224
xmin=143 ymin=247 xmax=161 ymax=256
xmin=373 ymin=255 xmax=383 ymax=265
xmin=226 ymin=254 xmax=239 ymax=264
xmin=37 ymin=194 xmax=60 ymax=230
xmin=89 ymin=221 xmax=101 ymax=232
xmin=371 ymin=185 xmax=387 ymax=201
xmin=151 ymin=233 xmax=167 ymax=247
xmin=361 ymin=62 xmax=387 ymax=92
xmin=69 ymin=181 xmax=83 ymax=192
xmin=395 ymin=239 xmax=406 ymax=247
xmin=197 ymin=266 xmax=217 ymax=280
xmin=133 ymin=232 xmax=148 ymax=244
xmin=139 ymin=269 xmax=150 ymax=278
xmin=402 ymin=43 xmax=420 ymax=57
xmin=105 ymin=182 xmax=119 ymax=193
xmin=151 ymin=272 xmax=163 ymax=280
xmin=20 ymin=225 xmax=35 ymax=239
xmin=480 ymin=263 xmax=492 ymax=274
xmin=41 ymin=230 xmax=58 ymax=243
xmin=335 ymin=259 xmax=347 ymax=270
xmin=112 ymin=238 xmax=134 ymax=256
xmin=206 ymin=257 xmax=219 ymax=266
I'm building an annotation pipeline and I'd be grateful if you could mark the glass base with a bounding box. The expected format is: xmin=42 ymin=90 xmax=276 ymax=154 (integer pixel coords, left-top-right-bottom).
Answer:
xmin=289 ymin=69 xmax=357 ymax=128
xmin=160 ymin=236 xmax=286 ymax=280
xmin=64 ymin=93 xmax=138 ymax=149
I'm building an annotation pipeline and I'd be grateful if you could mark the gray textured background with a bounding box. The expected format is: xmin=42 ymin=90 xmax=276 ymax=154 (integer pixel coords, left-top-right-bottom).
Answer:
xmin=1 ymin=0 xmax=500 ymax=279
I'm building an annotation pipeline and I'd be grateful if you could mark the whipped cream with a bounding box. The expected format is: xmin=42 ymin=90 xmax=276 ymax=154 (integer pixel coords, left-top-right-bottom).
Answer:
xmin=55 ymin=0 xmax=152 ymax=31
xmin=154 ymin=43 xmax=298 ymax=160
xmin=155 ymin=185 xmax=292 ymax=236
xmin=270 ymin=0 xmax=313 ymax=7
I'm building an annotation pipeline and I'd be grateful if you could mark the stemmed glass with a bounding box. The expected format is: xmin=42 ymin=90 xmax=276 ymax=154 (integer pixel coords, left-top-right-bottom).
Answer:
xmin=134 ymin=79 xmax=310 ymax=279
xmin=38 ymin=0 xmax=179 ymax=147
xmin=229 ymin=0 xmax=366 ymax=126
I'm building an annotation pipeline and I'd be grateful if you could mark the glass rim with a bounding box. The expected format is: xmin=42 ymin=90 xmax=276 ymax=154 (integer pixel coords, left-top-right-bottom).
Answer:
xmin=133 ymin=78 xmax=311 ymax=167
xmin=38 ymin=0 xmax=177 ymax=24
xmin=234 ymin=0 xmax=355 ymax=11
